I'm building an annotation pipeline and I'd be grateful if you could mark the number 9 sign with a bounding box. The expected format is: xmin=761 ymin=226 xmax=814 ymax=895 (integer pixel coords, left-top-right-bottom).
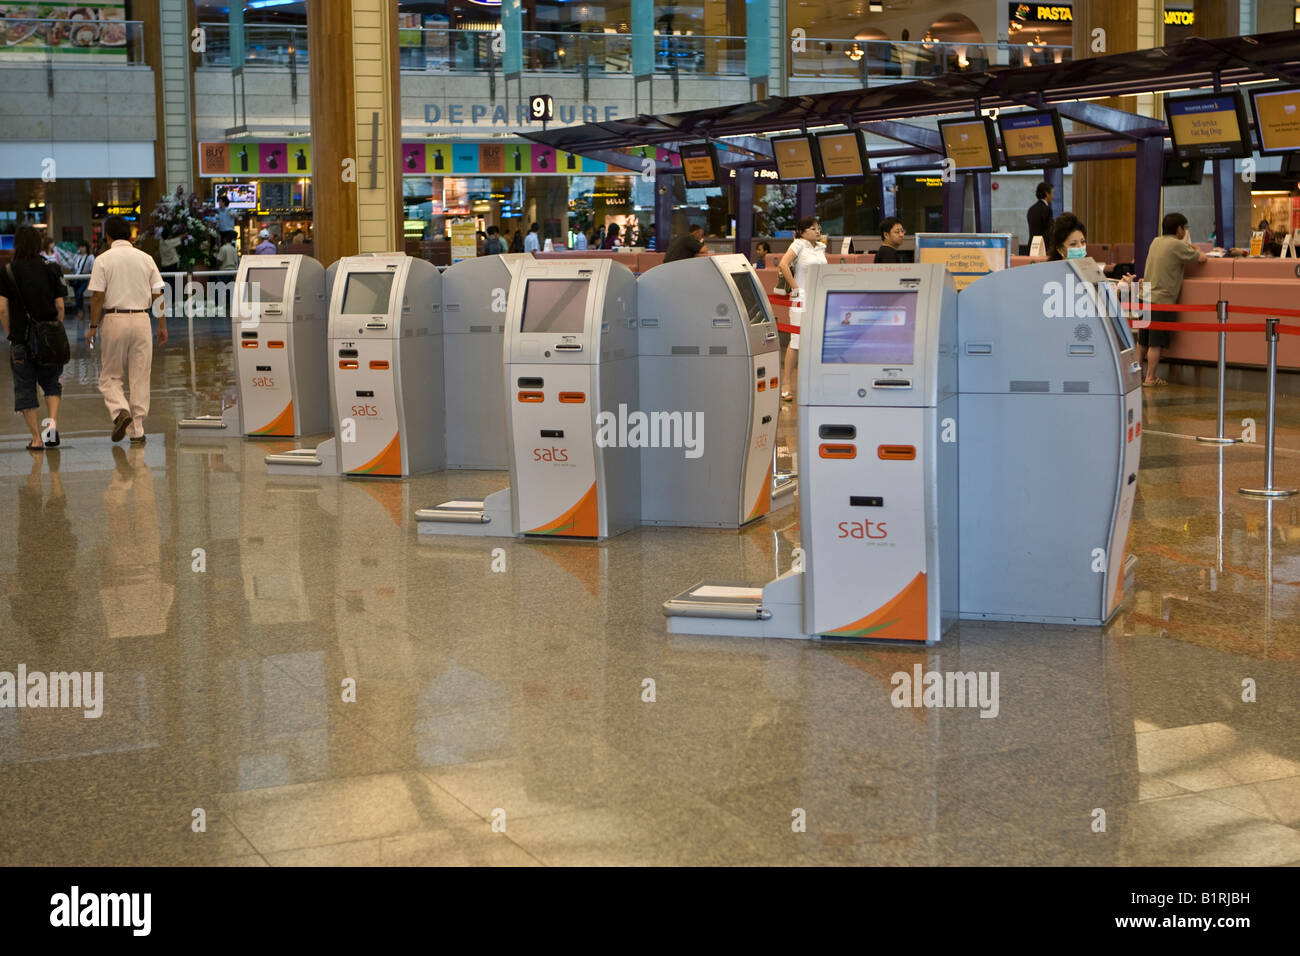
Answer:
xmin=529 ymin=94 xmax=554 ymax=122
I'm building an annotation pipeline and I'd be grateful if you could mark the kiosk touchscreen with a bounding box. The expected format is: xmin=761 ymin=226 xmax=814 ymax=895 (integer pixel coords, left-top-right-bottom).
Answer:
xmin=417 ymin=259 xmax=639 ymax=539
xmin=637 ymin=254 xmax=784 ymax=527
xmin=956 ymin=258 xmax=1141 ymax=623
xmin=663 ymin=263 xmax=959 ymax=643
xmin=328 ymin=254 xmax=443 ymax=477
xmin=179 ymin=254 xmax=327 ymax=437
xmin=442 ymin=253 xmax=531 ymax=469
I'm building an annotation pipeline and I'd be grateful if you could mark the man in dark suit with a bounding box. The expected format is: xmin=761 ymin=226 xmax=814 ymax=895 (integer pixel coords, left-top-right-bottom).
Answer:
xmin=1027 ymin=182 xmax=1054 ymax=254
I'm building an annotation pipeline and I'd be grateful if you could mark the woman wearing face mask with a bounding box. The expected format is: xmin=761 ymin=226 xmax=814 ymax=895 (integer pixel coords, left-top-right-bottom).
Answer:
xmin=1048 ymin=213 xmax=1088 ymax=261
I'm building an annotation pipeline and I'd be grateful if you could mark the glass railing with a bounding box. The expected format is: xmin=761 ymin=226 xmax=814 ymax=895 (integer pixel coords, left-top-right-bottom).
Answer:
xmin=197 ymin=24 xmax=749 ymax=76
xmin=789 ymin=38 xmax=1072 ymax=79
xmin=0 ymin=17 xmax=146 ymax=66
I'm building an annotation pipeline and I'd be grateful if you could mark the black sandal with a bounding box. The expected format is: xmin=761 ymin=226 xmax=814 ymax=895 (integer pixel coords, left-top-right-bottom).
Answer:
xmin=25 ymin=442 xmax=44 ymax=452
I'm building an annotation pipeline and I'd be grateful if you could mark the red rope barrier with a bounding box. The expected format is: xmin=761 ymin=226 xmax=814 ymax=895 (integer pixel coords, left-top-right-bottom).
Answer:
xmin=1226 ymin=303 xmax=1300 ymax=318
xmin=1127 ymin=320 xmax=1268 ymax=333
xmin=1145 ymin=302 xmax=1217 ymax=312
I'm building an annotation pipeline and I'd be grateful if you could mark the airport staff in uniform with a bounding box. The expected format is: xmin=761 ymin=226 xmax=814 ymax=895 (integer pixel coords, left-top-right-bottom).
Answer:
xmin=874 ymin=218 xmax=909 ymax=263
xmin=1140 ymin=212 xmax=1205 ymax=388
xmin=87 ymin=216 xmax=168 ymax=444
xmin=1027 ymin=182 xmax=1053 ymax=254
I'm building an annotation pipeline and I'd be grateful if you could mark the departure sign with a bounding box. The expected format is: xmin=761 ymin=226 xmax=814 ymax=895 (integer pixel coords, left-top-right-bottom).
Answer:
xmin=771 ymin=135 xmax=820 ymax=182
xmin=997 ymin=109 xmax=1068 ymax=170
xmin=1165 ymin=92 xmax=1252 ymax=160
xmin=815 ymin=129 xmax=869 ymax=179
xmin=938 ymin=117 xmax=1000 ymax=172
xmin=680 ymin=142 xmax=721 ymax=187
xmin=1250 ymin=85 xmax=1300 ymax=154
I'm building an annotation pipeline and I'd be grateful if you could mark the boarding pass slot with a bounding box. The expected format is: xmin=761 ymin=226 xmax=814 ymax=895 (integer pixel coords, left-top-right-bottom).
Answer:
xmin=554 ymin=343 xmax=583 ymax=351
xmin=517 ymin=377 xmax=544 ymax=388
xmin=540 ymin=429 xmax=564 ymax=439
xmin=849 ymin=496 xmax=884 ymax=507
xmin=338 ymin=348 xmax=358 ymax=358
xmin=872 ymin=379 xmax=912 ymax=389
xmin=966 ymin=343 xmax=992 ymax=355
xmin=355 ymin=390 xmax=374 ymax=398
xmin=241 ymin=331 xmax=258 ymax=339
xmin=819 ymin=424 xmax=857 ymax=440
xmin=1068 ymin=344 xmax=1095 ymax=356
xmin=256 ymin=365 xmax=272 ymax=372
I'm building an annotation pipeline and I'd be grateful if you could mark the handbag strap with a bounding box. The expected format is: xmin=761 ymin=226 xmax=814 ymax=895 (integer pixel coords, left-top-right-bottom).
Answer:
xmin=5 ymin=262 xmax=40 ymax=331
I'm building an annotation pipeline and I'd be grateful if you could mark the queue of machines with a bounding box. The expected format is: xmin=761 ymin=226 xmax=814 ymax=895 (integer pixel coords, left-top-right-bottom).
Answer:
xmin=416 ymin=254 xmax=789 ymax=538
xmin=664 ymin=257 xmax=1141 ymax=642
xmin=178 ymin=254 xmax=329 ymax=437
xmin=266 ymin=253 xmax=443 ymax=477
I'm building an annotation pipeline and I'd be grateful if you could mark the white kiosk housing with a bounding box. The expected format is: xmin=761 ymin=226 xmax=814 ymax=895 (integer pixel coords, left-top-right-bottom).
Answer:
xmin=417 ymin=258 xmax=639 ymax=539
xmin=956 ymin=258 xmax=1141 ymax=623
xmin=442 ymin=253 xmax=531 ymax=470
xmin=663 ymin=262 xmax=959 ymax=644
xmin=637 ymin=254 xmax=787 ymax=528
xmin=178 ymin=254 xmax=327 ymax=437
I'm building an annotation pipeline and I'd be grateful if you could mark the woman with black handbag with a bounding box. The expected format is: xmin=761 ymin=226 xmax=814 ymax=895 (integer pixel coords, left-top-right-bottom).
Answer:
xmin=0 ymin=226 xmax=70 ymax=451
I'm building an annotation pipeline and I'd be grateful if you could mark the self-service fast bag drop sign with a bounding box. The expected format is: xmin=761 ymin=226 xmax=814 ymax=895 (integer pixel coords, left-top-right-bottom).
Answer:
xmin=664 ymin=262 xmax=959 ymax=643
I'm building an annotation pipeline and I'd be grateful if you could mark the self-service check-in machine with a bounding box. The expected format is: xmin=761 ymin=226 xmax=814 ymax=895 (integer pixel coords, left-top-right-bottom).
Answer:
xmin=266 ymin=253 xmax=443 ymax=477
xmin=179 ymin=255 xmax=328 ymax=437
xmin=417 ymin=258 xmax=639 ymax=538
xmin=663 ymin=262 xmax=959 ymax=643
xmin=637 ymin=254 xmax=789 ymax=527
xmin=442 ymin=253 xmax=531 ymax=470
xmin=956 ymin=258 xmax=1141 ymax=623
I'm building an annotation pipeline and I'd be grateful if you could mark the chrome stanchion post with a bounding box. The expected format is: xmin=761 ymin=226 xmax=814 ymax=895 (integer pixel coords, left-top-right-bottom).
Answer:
xmin=1240 ymin=317 xmax=1297 ymax=498
xmin=1197 ymin=299 xmax=1240 ymax=445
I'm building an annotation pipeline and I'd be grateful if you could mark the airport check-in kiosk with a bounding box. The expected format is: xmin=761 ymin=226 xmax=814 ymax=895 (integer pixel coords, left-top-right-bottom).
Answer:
xmin=957 ymin=258 xmax=1141 ymax=623
xmin=179 ymin=254 xmax=327 ymax=436
xmin=417 ymin=258 xmax=639 ymax=538
xmin=637 ymin=254 xmax=784 ymax=527
xmin=442 ymin=253 xmax=531 ymax=469
xmin=664 ymin=263 xmax=959 ymax=643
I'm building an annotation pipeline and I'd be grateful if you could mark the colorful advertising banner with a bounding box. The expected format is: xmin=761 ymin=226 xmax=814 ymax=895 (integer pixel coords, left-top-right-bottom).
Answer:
xmin=200 ymin=141 xmax=313 ymax=178
xmin=399 ymin=142 xmax=607 ymax=176
xmin=0 ymin=3 xmax=129 ymax=61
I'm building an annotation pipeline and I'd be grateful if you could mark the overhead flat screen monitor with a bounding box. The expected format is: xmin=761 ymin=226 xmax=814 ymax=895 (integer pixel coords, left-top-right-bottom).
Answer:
xmin=1165 ymin=91 xmax=1252 ymax=160
xmin=243 ymin=267 xmax=287 ymax=303
xmin=937 ymin=117 xmax=999 ymax=172
xmin=1250 ymin=85 xmax=1300 ymax=155
xmin=1162 ymin=155 xmax=1205 ymax=186
xmin=680 ymin=143 xmax=721 ymax=188
xmin=815 ymin=129 xmax=869 ymax=180
xmin=729 ymin=270 xmax=769 ymax=325
xmin=821 ymin=290 xmax=918 ymax=366
xmin=341 ymin=272 xmax=396 ymax=315
xmin=997 ymin=109 xmax=1068 ymax=170
xmin=771 ymin=135 xmax=820 ymax=183
xmin=215 ymin=182 xmax=258 ymax=209
xmin=520 ymin=279 xmax=589 ymax=334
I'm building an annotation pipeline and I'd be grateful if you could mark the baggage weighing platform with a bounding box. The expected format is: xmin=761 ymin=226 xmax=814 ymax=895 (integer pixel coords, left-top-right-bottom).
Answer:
xmin=179 ymin=254 xmax=328 ymax=437
xmin=267 ymin=253 xmax=443 ymax=477
xmin=665 ymin=262 xmax=959 ymax=642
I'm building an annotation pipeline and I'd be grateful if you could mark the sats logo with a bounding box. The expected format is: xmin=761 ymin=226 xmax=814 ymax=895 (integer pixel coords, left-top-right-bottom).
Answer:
xmin=838 ymin=519 xmax=887 ymax=540
xmin=351 ymin=404 xmax=379 ymax=417
xmin=533 ymin=446 xmax=568 ymax=462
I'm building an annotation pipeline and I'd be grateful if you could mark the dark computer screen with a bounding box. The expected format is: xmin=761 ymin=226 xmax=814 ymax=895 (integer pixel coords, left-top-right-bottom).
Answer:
xmin=520 ymin=279 xmax=589 ymax=333
xmin=341 ymin=272 xmax=396 ymax=315
xmin=729 ymin=271 xmax=770 ymax=325
xmin=821 ymin=290 xmax=918 ymax=366
xmin=243 ymin=267 xmax=287 ymax=303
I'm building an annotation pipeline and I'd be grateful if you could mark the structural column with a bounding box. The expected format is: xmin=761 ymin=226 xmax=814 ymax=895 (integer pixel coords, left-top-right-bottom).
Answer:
xmin=307 ymin=0 xmax=404 ymax=266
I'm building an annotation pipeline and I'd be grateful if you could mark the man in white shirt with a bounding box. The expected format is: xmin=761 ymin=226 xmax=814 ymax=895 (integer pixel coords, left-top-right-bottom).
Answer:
xmin=87 ymin=216 xmax=168 ymax=443
xmin=523 ymin=222 xmax=541 ymax=253
xmin=217 ymin=237 xmax=238 ymax=271
xmin=573 ymin=229 xmax=588 ymax=250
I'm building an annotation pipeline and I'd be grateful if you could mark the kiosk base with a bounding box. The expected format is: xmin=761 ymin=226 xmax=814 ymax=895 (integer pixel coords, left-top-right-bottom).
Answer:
xmin=416 ymin=488 xmax=512 ymax=537
xmin=266 ymin=438 xmax=339 ymax=477
xmin=664 ymin=572 xmax=806 ymax=639
xmin=178 ymin=406 xmax=239 ymax=437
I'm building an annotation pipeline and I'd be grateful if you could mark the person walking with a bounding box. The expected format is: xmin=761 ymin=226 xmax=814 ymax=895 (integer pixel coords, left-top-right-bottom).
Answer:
xmin=509 ymin=229 xmax=524 ymax=253
xmin=777 ymin=216 xmax=827 ymax=402
xmin=600 ymin=223 xmax=622 ymax=249
xmin=69 ymin=240 xmax=95 ymax=320
xmin=0 ymin=226 xmax=69 ymax=451
xmin=524 ymin=222 xmax=541 ymax=254
xmin=483 ymin=225 xmax=507 ymax=255
xmin=87 ymin=215 xmax=168 ymax=444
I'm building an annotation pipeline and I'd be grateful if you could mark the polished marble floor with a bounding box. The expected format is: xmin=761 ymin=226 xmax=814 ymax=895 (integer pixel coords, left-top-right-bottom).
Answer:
xmin=0 ymin=315 xmax=1297 ymax=866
